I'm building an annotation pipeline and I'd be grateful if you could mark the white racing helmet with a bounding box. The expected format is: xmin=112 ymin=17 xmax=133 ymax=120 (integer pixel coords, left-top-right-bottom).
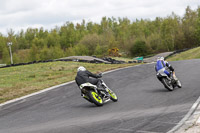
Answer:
xmin=160 ymin=57 xmax=164 ymax=60
xmin=77 ymin=66 xmax=86 ymax=72
xmin=157 ymin=56 xmax=164 ymax=61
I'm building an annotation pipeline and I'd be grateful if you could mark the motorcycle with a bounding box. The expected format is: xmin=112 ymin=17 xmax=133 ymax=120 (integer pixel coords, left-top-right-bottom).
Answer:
xmin=156 ymin=69 xmax=182 ymax=91
xmin=79 ymin=79 xmax=118 ymax=106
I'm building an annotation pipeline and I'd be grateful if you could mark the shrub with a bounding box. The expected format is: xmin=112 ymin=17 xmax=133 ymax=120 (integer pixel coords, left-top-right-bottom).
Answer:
xmin=130 ymin=40 xmax=148 ymax=56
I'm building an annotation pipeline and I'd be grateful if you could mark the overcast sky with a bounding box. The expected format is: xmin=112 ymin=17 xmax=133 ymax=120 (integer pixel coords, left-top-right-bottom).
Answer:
xmin=0 ymin=0 xmax=199 ymax=35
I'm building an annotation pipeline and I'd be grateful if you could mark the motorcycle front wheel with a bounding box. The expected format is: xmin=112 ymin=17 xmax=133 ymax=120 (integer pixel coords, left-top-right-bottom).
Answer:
xmin=108 ymin=89 xmax=118 ymax=102
xmin=88 ymin=90 xmax=103 ymax=106
xmin=162 ymin=78 xmax=174 ymax=91
xmin=177 ymin=80 xmax=182 ymax=88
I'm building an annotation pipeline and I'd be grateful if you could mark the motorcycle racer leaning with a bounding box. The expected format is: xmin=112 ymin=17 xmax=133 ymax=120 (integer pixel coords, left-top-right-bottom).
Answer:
xmin=155 ymin=57 xmax=178 ymax=80
xmin=75 ymin=66 xmax=110 ymax=97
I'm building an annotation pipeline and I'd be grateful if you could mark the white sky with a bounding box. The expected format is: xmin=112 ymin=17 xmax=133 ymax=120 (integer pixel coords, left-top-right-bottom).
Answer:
xmin=0 ymin=0 xmax=199 ymax=35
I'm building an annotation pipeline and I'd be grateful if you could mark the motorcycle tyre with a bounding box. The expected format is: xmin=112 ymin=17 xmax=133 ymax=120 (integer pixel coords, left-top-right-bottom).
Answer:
xmin=177 ymin=80 xmax=182 ymax=88
xmin=162 ymin=78 xmax=174 ymax=91
xmin=88 ymin=90 xmax=103 ymax=106
xmin=108 ymin=90 xmax=118 ymax=102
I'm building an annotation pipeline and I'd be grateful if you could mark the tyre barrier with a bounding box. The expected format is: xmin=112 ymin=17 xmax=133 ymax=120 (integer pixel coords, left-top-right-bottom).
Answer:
xmin=0 ymin=59 xmax=57 ymax=69
xmin=0 ymin=57 xmax=128 ymax=69
xmin=2 ymin=47 xmax=195 ymax=69
xmin=102 ymin=57 xmax=126 ymax=64
xmin=128 ymin=61 xmax=137 ymax=63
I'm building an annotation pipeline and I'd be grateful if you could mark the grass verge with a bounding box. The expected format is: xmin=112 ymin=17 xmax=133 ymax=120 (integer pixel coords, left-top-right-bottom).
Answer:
xmin=0 ymin=61 xmax=139 ymax=104
xmin=110 ymin=57 xmax=133 ymax=62
xmin=167 ymin=47 xmax=200 ymax=61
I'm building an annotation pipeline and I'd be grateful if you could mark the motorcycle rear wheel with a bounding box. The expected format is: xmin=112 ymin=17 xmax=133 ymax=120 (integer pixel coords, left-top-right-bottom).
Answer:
xmin=88 ymin=90 xmax=103 ymax=106
xmin=162 ymin=78 xmax=174 ymax=91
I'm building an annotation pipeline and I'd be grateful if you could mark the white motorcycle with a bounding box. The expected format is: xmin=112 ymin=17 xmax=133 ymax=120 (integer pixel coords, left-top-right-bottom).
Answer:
xmin=156 ymin=69 xmax=182 ymax=91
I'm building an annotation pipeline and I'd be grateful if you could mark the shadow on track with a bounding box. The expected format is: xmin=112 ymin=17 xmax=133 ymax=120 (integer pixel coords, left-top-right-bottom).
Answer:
xmin=145 ymin=88 xmax=173 ymax=93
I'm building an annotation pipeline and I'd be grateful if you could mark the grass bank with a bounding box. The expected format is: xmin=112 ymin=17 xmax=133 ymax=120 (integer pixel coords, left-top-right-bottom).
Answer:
xmin=111 ymin=57 xmax=133 ymax=62
xmin=0 ymin=61 xmax=138 ymax=103
xmin=167 ymin=47 xmax=200 ymax=61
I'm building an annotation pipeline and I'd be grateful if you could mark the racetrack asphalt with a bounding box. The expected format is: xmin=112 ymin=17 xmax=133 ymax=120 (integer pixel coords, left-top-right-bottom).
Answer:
xmin=0 ymin=59 xmax=200 ymax=133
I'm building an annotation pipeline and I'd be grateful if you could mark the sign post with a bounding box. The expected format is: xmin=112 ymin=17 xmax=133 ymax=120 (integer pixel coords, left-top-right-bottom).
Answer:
xmin=7 ymin=42 xmax=13 ymax=64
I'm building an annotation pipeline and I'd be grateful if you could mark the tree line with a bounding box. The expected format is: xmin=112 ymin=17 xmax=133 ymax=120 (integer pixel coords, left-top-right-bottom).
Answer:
xmin=0 ymin=6 xmax=200 ymax=64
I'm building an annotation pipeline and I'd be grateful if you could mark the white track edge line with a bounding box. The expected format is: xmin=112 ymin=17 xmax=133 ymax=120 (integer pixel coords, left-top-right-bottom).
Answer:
xmin=167 ymin=96 xmax=200 ymax=133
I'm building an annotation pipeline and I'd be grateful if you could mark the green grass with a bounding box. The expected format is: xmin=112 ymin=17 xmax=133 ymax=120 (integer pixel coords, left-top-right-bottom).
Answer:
xmin=111 ymin=57 xmax=133 ymax=62
xmin=0 ymin=61 xmax=138 ymax=103
xmin=167 ymin=47 xmax=200 ymax=61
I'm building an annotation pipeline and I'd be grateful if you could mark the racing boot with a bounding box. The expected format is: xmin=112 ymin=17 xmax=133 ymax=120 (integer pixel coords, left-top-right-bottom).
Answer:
xmin=97 ymin=81 xmax=110 ymax=98
xmin=104 ymin=91 xmax=110 ymax=98
xmin=172 ymin=72 xmax=178 ymax=81
xmin=103 ymin=87 xmax=110 ymax=98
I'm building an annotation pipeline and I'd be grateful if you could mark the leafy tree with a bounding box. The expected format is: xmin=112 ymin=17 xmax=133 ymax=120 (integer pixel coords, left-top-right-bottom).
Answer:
xmin=32 ymin=37 xmax=46 ymax=48
xmin=59 ymin=22 xmax=77 ymax=49
xmin=73 ymin=44 xmax=89 ymax=56
xmin=147 ymin=33 xmax=161 ymax=52
xmin=2 ymin=47 xmax=10 ymax=64
xmin=36 ymin=27 xmax=48 ymax=39
xmin=39 ymin=45 xmax=51 ymax=60
xmin=182 ymin=6 xmax=198 ymax=48
xmin=0 ymin=36 xmax=6 ymax=60
xmin=29 ymin=44 xmax=40 ymax=61
xmin=47 ymin=30 xmax=60 ymax=47
xmin=160 ymin=18 xmax=175 ymax=51
xmin=13 ymin=53 xmax=19 ymax=64
xmin=50 ymin=44 xmax=64 ymax=59
xmin=94 ymin=44 xmax=105 ymax=56
xmin=65 ymin=47 xmax=75 ymax=57
xmin=76 ymin=20 xmax=87 ymax=40
xmin=86 ymin=22 xmax=99 ymax=34
xmin=195 ymin=7 xmax=200 ymax=46
xmin=79 ymin=33 xmax=100 ymax=55
xmin=14 ymin=49 xmax=30 ymax=63
xmin=16 ymin=30 xmax=28 ymax=49
xmin=130 ymin=40 xmax=148 ymax=56
xmin=25 ymin=28 xmax=37 ymax=47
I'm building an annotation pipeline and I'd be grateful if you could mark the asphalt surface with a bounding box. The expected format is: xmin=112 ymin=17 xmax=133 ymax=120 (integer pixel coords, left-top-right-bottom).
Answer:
xmin=0 ymin=59 xmax=200 ymax=133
